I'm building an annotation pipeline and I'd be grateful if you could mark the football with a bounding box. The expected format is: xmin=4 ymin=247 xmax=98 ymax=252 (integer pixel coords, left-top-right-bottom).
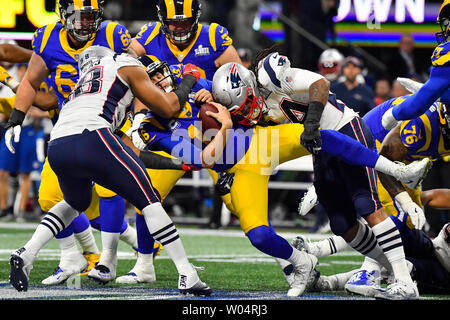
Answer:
xmin=199 ymin=102 xmax=221 ymax=133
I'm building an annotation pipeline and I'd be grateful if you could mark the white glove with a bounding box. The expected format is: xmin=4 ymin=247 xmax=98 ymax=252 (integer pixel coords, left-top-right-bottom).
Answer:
xmin=396 ymin=77 xmax=423 ymax=94
xmin=381 ymin=107 xmax=401 ymax=131
xmin=394 ymin=191 xmax=426 ymax=229
xmin=298 ymin=184 xmax=318 ymax=216
xmin=125 ymin=112 xmax=147 ymax=150
xmin=5 ymin=125 xmax=21 ymax=154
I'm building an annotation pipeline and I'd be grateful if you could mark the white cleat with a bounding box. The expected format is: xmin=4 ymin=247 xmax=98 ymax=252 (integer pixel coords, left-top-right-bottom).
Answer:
xmin=88 ymin=264 xmax=116 ymax=284
xmin=9 ymin=247 xmax=34 ymax=292
xmin=345 ymin=269 xmax=383 ymax=297
xmin=178 ymin=265 xmax=212 ymax=296
xmin=116 ymin=266 xmax=156 ymax=284
xmin=374 ymin=280 xmax=419 ymax=300
xmin=287 ymin=251 xmax=318 ymax=297
xmin=42 ymin=254 xmax=88 ymax=285
xmin=393 ymin=158 xmax=432 ymax=189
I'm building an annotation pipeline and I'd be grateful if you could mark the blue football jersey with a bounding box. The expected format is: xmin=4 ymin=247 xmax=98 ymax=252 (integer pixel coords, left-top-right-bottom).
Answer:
xmin=31 ymin=21 xmax=132 ymax=108
xmin=134 ymin=21 xmax=232 ymax=80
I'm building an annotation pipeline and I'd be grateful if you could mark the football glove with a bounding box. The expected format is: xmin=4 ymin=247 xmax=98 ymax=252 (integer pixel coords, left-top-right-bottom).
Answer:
xmin=4 ymin=109 xmax=25 ymax=154
xmin=215 ymin=172 xmax=235 ymax=196
xmin=0 ymin=65 xmax=19 ymax=90
xmin=125 ymin=110 xmax=148 ymax=150
xmin=394 ymin=191 xmax=426 ymax=229
xmin=183 ymin=63 xmax=201 ymax=81
xmin=301 ymin=101 xmax=324 ymax=155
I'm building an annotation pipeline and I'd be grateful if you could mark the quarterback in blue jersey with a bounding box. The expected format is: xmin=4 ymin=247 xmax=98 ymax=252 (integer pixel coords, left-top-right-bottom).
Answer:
xmin=382 ymin=0 xmax=450 ymax=130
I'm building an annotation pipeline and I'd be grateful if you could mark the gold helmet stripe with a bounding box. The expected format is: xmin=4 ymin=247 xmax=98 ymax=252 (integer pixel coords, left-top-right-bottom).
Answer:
xmin=165 ymin=0 xmax=176 ymax=19
xmin=183 ymin=0 xmax=193 ymax=18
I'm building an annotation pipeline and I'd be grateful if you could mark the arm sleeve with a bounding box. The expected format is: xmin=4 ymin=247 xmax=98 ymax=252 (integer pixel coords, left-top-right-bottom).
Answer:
xmin=392 ymin=65 xmax=450 ymax=120
xmin=153 ymin=135 xmax=204 ymax=167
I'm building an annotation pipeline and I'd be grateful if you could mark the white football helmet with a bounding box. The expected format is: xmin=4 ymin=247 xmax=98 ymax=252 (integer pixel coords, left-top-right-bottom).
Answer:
xmin=212 ymin=62 xmax=264 ymax=126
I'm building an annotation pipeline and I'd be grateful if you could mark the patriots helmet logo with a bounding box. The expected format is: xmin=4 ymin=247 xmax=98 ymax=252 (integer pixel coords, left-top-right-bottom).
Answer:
xmin=230 ymin=64 xmax=243 ymax=89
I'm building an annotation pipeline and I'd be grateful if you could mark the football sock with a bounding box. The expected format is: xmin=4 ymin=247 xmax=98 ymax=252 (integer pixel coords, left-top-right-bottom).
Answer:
xmin=348 ymin=219 xmax=392 ymax=273
xmin=135 ymin=212 xmax=155 ymax=254
xmin=74 ymin=227 xmax=100 ymax=254
xmin=24 ymin=200 xmax=78 ymax=258
xmin=72 ymin=213 xmax=90 ymax=233
xmin=142 ymin=202 xmax=191 ymax=273
xmin=371 ymin=218 xmax=413 ymax=284
xmin=374 ymin=155 xmax=404 ymax=177
xmin=98 ymin=231 xmax=119 ymax=270
xmin=120 ymin=223 xmax=138 ymax=250
xmin=71 ymin=212 xmax=100 ymax=254
xmin=246 ymin=225 xmax=293 ymax=259
xmin=309 ymin=235 xmax=352 ymax=257
xmin=99 ymin=195 xmax=126 ymax=233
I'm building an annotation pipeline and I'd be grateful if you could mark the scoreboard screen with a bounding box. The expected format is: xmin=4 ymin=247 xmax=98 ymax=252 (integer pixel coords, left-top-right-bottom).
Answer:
xmin=256 ymin=0 xmax=443 ymax=48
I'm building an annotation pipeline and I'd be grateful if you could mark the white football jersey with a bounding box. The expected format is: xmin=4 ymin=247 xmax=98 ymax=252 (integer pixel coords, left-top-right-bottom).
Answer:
xmin=257 ymin=52 xmax=358 ymax=130
xmin=50 ymin=53 xmax=140 ymax=141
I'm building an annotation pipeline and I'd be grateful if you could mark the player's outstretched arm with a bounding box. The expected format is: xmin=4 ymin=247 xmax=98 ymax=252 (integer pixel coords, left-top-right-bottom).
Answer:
xmin=421 ymin=189 xmax=450 ymax=210
xmin=117 ymin=131 xmax=199 ymax=171
xmin=5 ymin=52 xmax=49 ymax=153
xmin=120 ymin=65 xmax=180 ymax=118
xmin=383 ymin=66 xmax=450 ymax=129
xmin=0 ymin=44 xmax=32 ymax=63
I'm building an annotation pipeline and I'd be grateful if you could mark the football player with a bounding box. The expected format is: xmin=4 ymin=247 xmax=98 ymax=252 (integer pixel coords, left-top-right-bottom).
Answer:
xmin=2 ymin=0 xmax=142 ymax=284
xmin=9 ymin=45 xmax=212 ymax=295
xmin=382 ymin=0 xmax=450 ymax=130
xmin=296 ymin=94 xmax=450 ymax=297
xmin=127 ymin=0 xmax=242 ymax=149
xmin=115 ymin=56 xmax=236 ymax=284
xmin=210 ymin=49 xmax=430 ymax=299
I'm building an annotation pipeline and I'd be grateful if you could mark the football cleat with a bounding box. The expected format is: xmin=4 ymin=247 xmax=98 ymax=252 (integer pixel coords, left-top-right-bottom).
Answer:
xmin=287 ymin=251 xmax=318 ymax=297
xmin=88 ymin=264 xmax=116 ymax=284
xmin=374 ymin=280 xmax=419 ymax=300
xmin=79 ymin=252 xmax=100 ymax=276
xmin=298 ymin=185 xmax=318 ymax=216
xmin=393 ymin=158 xmax=432 ymax=189
xmin=42 ymin=256 xmax=88 ymax=285
xmin=115 ymin=270 xmax=156 ymax=284
xmin=9 ymin=247 xmax=34 ymax=292
xmin=345 ymin=269 xmax=383 ymax=297
xmin=178 ymin=264 xmax=212 ymax=296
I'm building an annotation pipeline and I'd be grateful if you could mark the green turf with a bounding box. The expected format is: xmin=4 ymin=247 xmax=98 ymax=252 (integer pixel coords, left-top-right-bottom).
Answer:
xmin=0 ymin=226 xmax=449 ymax=300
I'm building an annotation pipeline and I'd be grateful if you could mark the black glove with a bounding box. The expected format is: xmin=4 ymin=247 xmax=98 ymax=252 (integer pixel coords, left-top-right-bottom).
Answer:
xmin=215 ymin=172 xmax=235 ymax=196
xmin=300 ymin=101 xmax=324 ymax=155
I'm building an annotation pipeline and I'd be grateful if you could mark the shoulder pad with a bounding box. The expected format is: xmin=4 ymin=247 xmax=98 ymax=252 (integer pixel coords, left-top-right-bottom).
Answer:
xmin=115 ymin=53 xmax=143 ymax=69
xmin=101 ymin=22 xmax=131 ymax=53
xmin=135 ymin=22 xmax=162 ymax=46
xmin=208 ymin=23 xmax=232 ymax=52
xmin=431 ymin=42 xmax=450 ymax=67
xmin=400 ymin=116 xmax=427 ymax=152
xmin=31 ymin=22 xmax=59 ymax=55
xmin=257 ymin=52 xmax=291 ymax=89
